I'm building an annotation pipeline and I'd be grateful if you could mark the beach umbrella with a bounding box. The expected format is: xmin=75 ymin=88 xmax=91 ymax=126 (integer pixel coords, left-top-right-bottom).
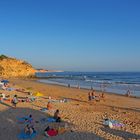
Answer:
xmin=1 ymin=80 xmax=9 ymax=84
xmin=34 ymin=92 xmax=44 ymax=97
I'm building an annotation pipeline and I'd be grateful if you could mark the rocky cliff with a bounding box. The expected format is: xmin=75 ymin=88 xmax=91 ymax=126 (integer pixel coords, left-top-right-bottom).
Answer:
xmin=0 ymin=55 xmax=36 ymax=78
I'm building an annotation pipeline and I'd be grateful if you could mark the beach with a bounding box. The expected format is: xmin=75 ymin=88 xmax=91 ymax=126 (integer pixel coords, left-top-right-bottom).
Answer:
xmin=0 ymin=78 xmax=140 ymax=140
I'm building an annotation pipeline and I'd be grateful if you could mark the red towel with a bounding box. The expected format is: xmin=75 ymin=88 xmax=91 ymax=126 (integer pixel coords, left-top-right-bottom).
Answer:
xmin=47 ymin=129 xmax=58 ymax=136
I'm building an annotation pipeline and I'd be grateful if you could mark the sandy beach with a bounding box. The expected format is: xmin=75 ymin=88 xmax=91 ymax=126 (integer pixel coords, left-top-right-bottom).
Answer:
xmin=0 ymin=78 xmax=140 ymax=140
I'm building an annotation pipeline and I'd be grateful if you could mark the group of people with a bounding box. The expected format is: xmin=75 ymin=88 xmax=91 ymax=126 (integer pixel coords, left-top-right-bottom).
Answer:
xmin=88 ymin=90 xmax=105 ymax=101
xmin=47 ymin=101 xmax=61 ymax=122
xmin=24 ymin=115 xmax=36 ymax=135
xmin=88 ymin=90 xmax=96 ymax=101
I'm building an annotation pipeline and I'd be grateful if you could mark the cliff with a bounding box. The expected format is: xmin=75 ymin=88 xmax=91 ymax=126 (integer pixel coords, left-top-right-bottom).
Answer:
xmin=0 ymin=55 xmax=36 ymax=78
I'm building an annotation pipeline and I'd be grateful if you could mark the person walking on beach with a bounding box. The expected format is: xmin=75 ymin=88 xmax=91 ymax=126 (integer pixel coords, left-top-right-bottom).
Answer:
xmin=126 ymin=89 xmax=131 ymax=97
xmin=12 ymin=95 xmax=18 ymax=108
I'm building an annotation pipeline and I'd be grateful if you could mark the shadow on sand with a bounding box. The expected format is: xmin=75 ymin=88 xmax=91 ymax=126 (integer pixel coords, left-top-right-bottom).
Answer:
xmin=0 ymin=105 xmax=105 ymax=140
xmin=101 ymin=127 xmax=140 ymax=139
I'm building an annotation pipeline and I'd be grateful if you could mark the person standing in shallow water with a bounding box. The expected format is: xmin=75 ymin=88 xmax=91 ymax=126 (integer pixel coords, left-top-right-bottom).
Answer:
xmin=12 ymin=95 xmax=18 ymax=108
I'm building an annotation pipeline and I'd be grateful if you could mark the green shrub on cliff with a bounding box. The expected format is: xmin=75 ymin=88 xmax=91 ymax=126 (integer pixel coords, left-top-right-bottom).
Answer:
xmin=0 ymin=55 xmax=8 ymax=60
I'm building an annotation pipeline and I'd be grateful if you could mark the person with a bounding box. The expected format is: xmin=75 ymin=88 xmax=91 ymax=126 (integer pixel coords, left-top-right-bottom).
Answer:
xmin=88 ymin=92 xmax=92 ymax=101
xmin=100 ymin=93 xmax=105 ymax=98
xmin=12 ymin=95 xmax=18 ymax=108
xmin=91 ymin=90 xmax=96 ymax=99
xmin=126 ymin=89 xmax=131 ymax=97
xmin=47 ymin=102 xmax=52 ymax=110
xmin=68 ymin=84 xmax=70 ymax=88
xmin=25 ymin=114 xmax=34 ymax=125
xmin=54 ymin=109 xmax=61 ymax=122
xmin=1 ymin=93 xmax=6 ymax=99
xmin=0 ymin=93 xmax=6 ymax=102
xmin=24 ymin=124 xmax=35 ymax=135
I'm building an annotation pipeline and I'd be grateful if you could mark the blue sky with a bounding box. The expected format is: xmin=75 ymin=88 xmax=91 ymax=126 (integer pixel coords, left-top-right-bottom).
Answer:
xmin=0 ymin=0 xmax=140 ymax=71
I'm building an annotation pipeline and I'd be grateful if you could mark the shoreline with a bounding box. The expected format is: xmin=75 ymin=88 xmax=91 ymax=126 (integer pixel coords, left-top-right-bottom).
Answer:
xmin=36 ymin=78 xmax=140 ymax=99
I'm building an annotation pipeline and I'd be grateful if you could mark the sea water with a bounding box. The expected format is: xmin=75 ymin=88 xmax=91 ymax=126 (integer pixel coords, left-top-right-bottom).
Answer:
xmin=36 ymin=72 xmax=140 ymax=97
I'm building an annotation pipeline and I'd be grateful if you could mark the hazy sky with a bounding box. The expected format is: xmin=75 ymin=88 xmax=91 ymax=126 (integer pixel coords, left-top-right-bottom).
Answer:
xmin=0 ymin=0 xmax=140 ymax=71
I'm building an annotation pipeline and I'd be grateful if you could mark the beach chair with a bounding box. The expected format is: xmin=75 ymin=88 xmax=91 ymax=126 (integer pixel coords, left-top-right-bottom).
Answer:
xmin=17 ymin=131 xmax=37 ymax=140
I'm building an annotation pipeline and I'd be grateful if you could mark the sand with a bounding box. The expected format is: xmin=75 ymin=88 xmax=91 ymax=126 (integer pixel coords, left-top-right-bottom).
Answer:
xmin=0 ymin=78 xmax=140 ymax=140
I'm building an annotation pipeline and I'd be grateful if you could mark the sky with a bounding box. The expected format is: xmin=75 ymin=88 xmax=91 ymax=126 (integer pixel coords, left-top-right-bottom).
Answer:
xmin=0 ymin=0 xmax=140 ymax=72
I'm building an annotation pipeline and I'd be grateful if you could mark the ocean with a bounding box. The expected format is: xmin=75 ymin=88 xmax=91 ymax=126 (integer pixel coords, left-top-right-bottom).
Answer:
xmin=36 ymin=72 xmax=140 ymax=97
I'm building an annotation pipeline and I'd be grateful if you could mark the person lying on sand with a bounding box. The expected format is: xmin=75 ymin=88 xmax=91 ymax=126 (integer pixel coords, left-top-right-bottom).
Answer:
xmin=54 ymin=109 xmax=61 ymax=122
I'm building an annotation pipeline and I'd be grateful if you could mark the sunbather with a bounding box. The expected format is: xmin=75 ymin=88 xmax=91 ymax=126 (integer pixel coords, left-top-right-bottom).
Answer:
xmin=47 ymin=102 xmax=53 ymax=110
xmin=54 ymin=109 xmax=61 ymax=122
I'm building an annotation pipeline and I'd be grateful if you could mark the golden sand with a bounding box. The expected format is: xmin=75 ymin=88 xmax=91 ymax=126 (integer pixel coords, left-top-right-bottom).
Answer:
xmin=0 ymin=79 xmax=140 ymax=140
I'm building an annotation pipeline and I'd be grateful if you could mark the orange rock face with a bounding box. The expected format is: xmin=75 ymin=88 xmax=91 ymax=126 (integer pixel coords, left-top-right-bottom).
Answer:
xmin=0 ymin=57 xmax=36 ymax=78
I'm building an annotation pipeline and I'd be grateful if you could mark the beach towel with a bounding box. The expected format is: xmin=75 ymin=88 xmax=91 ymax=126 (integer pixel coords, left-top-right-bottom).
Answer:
xmin=47 ymin=117 xmax=56 ymax=122
xmin=40 ymin=117 xmax=56 ymax=124
xmin=110 ymin=120 xmax=124 ymax=127
xmin=17 ymin=116 xmax=33 ymax=124
xmin=17 ymin=131 xmax=37 ymax=140
xmin=40 ymin=109 xmax=55 ymax=114
xmin=103 ymin=119 xmax=124 ymax=128
xmin=34 ymin=92 xmax=43 ymax=97
xmin=40 ymin=118 xmax=47 ymax=123
xmin=40 ymin=108 xmax=48 ymax=112
xmin=6 ymin=88 xmax=15 ymax=91
xmin=46 ymin=129 xmax=58 ymax=137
